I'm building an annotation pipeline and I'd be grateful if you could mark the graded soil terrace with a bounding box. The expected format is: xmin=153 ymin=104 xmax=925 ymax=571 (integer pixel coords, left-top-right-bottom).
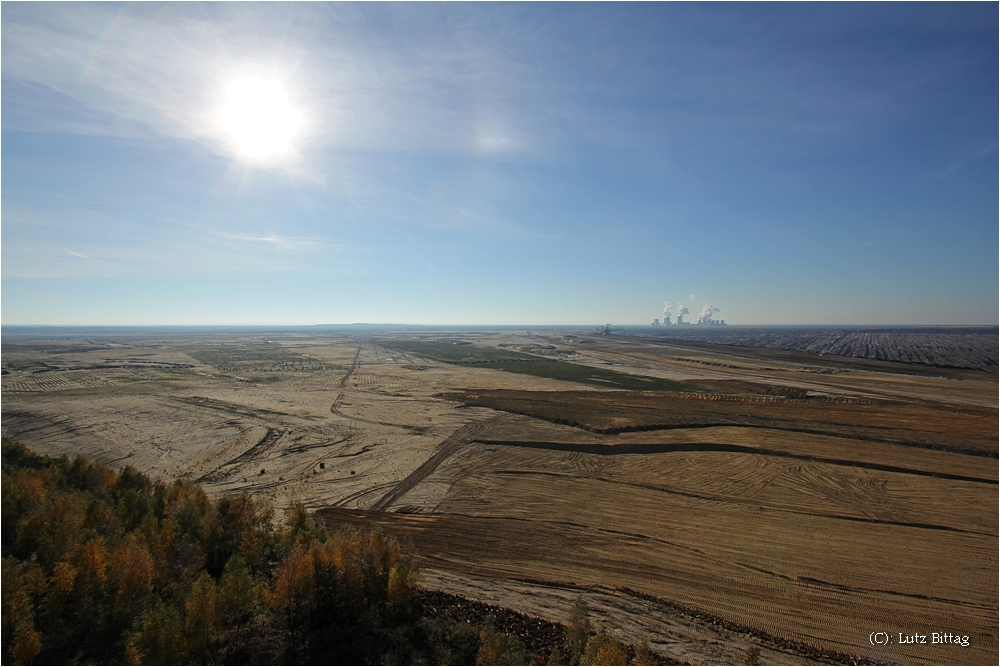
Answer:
xmin=2 ymin=328 xmax=997 ymax=664
xmin=437 ymin=389 xmax=999 ymax=457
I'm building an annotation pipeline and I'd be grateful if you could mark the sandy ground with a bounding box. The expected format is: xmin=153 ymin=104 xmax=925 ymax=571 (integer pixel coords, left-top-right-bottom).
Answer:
xmin=3 ymin=329 xmax=997 ymax=664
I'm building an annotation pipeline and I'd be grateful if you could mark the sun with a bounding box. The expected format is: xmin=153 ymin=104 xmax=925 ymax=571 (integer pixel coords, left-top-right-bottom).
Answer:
xmin=219 ymin=78 xmax=301 ymax=161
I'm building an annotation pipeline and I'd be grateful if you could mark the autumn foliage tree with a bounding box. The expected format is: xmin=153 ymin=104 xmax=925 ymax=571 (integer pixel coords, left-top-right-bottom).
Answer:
xmin=3 ymin=439 xmax=649 ymax=665
xmin=1 ymin=439 xmax=419 ymax=665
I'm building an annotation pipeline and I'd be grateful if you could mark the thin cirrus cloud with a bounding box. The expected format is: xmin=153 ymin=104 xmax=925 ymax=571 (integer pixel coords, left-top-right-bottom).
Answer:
xmin=4 ymin=2 xmax=948 ymax=186
xmin=4 ymin=236 xmax=352 ymax=280
xmin=0 ymin=3 xmax=550 ymax=168
xmin=65 ymin=250 xmax=101 ymax=262
xmin=4 ymin=3 xmax=992 ymax=169
xmin=2 ymin=205 xmax=353 ymax=280
xmin=2 ymin=3 xmax=996 ymax=325
xmin=217 ymin=232 xmax=339 ymax=253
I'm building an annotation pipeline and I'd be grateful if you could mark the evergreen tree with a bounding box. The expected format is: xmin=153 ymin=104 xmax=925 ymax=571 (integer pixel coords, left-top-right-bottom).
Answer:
xmin=185 ymin=571 xmax=218 ymax=663
xmin=566 ymin=596 xmax=591 ymax=665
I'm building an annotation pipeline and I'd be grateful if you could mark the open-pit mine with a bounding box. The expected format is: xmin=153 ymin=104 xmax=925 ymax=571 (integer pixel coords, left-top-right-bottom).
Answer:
xmin=2 ymin=326 xmax=996 ymax=665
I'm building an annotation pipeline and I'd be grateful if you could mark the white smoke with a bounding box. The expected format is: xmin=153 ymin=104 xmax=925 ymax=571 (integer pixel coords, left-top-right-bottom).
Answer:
xmin=677 ymin=304 xmax=689 ymax=317
xmin=689 ymin=294 xmax=696 ymax=304
xmin=662 ymin=301 xmax=673 ymax=323
xmin=697 ymin=302 xmax=720 ymax=324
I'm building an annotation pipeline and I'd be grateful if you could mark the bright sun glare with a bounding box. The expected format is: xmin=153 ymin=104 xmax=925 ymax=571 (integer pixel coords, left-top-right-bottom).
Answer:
xmin=219 ymin=78 xmax=300 ymax=161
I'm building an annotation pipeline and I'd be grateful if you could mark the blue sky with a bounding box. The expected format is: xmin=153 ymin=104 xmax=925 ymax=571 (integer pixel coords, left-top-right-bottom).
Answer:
xmin=2 ymin=2 xmax=997 ymax=325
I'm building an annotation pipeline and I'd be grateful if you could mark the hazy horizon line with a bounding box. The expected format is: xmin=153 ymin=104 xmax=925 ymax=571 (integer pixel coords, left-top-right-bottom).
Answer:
xmin=3 ymin=323 xmax=998 ymax=331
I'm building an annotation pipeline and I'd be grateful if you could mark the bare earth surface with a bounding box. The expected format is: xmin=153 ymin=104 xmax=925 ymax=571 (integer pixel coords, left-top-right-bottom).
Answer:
xmin=636 ymin=326 xmax=998 ymax=373
xmin=2 ymin=327 xmax=996 ymax=665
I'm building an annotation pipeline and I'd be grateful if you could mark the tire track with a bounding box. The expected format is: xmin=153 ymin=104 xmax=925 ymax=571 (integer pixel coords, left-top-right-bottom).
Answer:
xmin=734 ymin=562 xmax=994 ymax=610
xmin=174 ymin=396 xmax=292 ymax=420
xmin=492 ymin=470 xmax=993 ymax=536
xmin=336 ymin=481 xmax=400 ymax=508
xmin=330 ymin=342 xmax=429 ymax=433
xmin=371 ymin=417 xmax=500 ymax=511
xmin=616 ymin=587 xmax=889 ymax=665
xmin=339 ymin=342 xmax=363 ymax=390
xmin=197 ymin=427 xmax=285 ymax=482
xmin=476 ymin=440 xmax=997 ymax=485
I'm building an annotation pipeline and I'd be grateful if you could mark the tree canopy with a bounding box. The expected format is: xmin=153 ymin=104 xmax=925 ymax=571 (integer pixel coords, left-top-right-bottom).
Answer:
xmin=2 ymin=439 xmax=657 ymax=665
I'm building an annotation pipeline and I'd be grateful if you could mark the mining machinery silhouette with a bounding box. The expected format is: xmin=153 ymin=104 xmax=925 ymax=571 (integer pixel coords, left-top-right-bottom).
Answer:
xmin=591 ymin=324 xmax=626 ymax=336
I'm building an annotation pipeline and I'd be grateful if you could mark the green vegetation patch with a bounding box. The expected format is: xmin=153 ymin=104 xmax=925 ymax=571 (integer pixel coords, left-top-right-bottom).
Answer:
xmin=478 ymin=359 xmax=694 ymax=391
xmin=377 ymin=339 xmax=539 ymax=364
xmin=379 ymin=339 xmax=694 ymax=391
xmin=188 ymin=345 xmax=340 ymax=374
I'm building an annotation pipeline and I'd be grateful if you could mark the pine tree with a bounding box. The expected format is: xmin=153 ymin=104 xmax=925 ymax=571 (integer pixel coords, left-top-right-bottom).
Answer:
xmin=582 ymin=630 xmax=627 ymax=665
xmin=129 ymin=599 xmax=184 ymax=665
xmin=185 ymin=571 xmax=218 ymax=663
xmin=565 ymin=596 xmax=591 ymax=664
xmin=111 ymin=534 xmax=154 ymax=619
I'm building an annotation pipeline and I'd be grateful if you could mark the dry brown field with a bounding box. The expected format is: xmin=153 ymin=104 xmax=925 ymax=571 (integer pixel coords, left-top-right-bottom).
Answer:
xmin=2 ymin=328 xmax=997 ymax=664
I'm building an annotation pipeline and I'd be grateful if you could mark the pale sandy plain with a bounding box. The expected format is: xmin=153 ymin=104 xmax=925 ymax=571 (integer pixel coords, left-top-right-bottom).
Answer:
xmin=2 ymin=329 xmax=997 ymax=665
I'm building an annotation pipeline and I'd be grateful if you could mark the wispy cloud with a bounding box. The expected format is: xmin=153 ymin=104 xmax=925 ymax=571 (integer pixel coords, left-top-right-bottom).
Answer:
xmin=4 ymin=239 xmax=358 ymax=280
xmin=217 ymin=232 xmax=334 ymax=252
xmin=5 ymin=3 xmax=992 ymax=168
xmin=1 ymin=3 xmax=555 ymax=170
xmin=934 ymin=143 xmax=999 ymax=181
xmin=2 ymin=205 xmax=358 ymax=280
xmin=66 ymin=249 xmax=101 ymax=262
xmin=3 ymin=4 xmax=996 ymax=326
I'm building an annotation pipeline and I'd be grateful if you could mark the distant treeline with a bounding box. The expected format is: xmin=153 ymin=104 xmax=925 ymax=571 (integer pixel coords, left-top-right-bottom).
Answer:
xmin=644 ymin=328 xmax=999 ymax=373
xmin=2 ymin=439 xmax=658 ymax=665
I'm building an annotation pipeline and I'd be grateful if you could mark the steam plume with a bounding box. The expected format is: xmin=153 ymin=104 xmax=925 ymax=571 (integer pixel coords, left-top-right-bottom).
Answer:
xmin=697 ymin=302 xmax=720 ymax=324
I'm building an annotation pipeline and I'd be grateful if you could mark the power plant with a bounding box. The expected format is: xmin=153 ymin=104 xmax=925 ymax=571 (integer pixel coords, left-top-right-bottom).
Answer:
xmin=654 ymin=301 xmax=726 ymax=326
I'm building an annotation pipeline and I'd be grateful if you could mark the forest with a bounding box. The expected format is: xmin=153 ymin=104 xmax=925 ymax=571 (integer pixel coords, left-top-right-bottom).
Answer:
xmin=1 ymin=438 xmax=651 ymax=665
